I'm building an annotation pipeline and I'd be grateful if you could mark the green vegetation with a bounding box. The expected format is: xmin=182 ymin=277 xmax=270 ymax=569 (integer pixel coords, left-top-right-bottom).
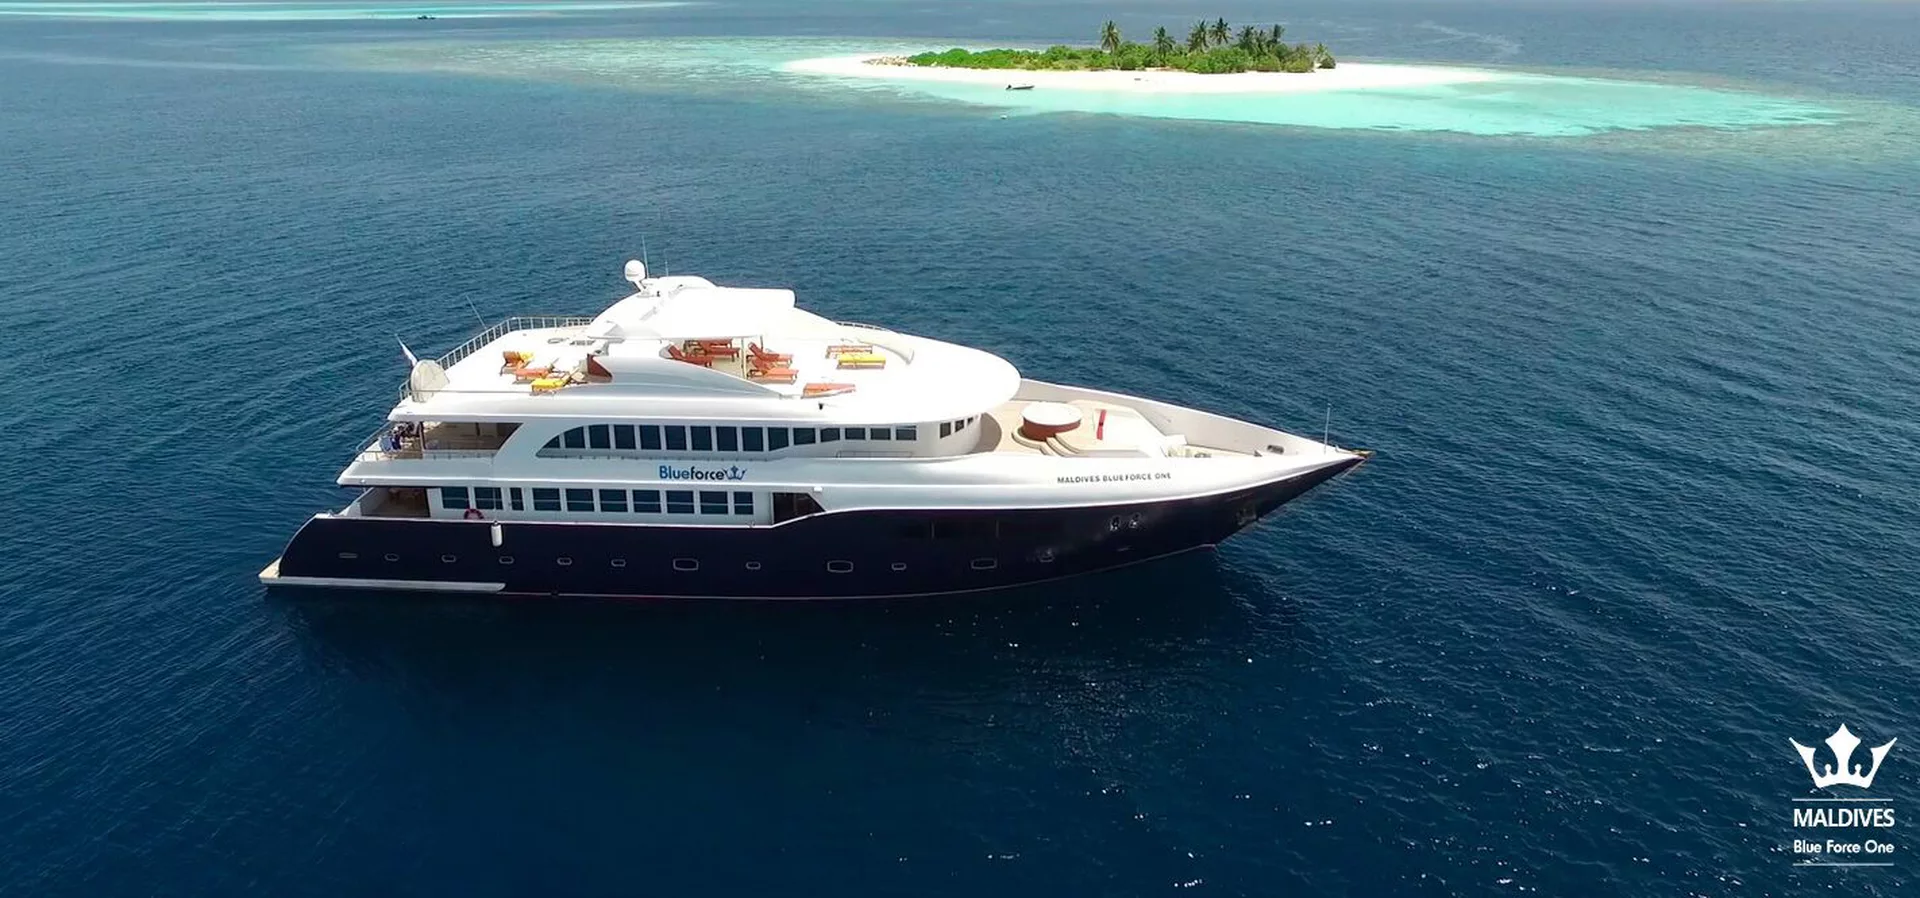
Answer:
xmin=903 ymin=18 xmax=1335 ymax=75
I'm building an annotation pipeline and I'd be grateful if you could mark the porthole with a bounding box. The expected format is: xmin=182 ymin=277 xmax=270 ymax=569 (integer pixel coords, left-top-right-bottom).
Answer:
xmin=556 ymin=556 xmax=574 ymax=567
xmin=826 ymin=560 xmax=853 ymax=574
xmin=672 ymin=558 xmax=699 ymax=572
xmin=1037 ymin=548 xmax=1056 ymax=563
xmin=610 ymin=559 xmax=627 ymax=568
xmin=1128 ymin=513 xmax=1142 ymax=529
xmin=337 ymin=552 xmax=358 ymax=560
xmin=890 ymin=562 xmax=907 ymax=572
xmin=498 ymin=556 xmax=515 ymax=565
xmin=971 ymin=558 xmax=998 ymax=571
xmin=384 ymin=553 xmax=399 ymax=562
xmin=441 ymin=554 xmax=457 ymax=564
xmin=744 ymin=561 xmax=763 ymax=571
xmin=1109 ymin=516 xmax=1122 ymax=532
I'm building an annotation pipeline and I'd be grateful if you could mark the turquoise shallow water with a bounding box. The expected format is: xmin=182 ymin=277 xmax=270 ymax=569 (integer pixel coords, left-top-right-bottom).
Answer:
xmin=0 ymin=1 xmax=688 ymax=20
xmin=333 ymin=37 xmax=1848 ymax=139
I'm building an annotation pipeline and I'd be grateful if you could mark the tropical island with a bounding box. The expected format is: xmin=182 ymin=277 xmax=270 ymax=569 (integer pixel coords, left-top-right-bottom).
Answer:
xmin=897 ymin=19 xmax=1333 ymax=75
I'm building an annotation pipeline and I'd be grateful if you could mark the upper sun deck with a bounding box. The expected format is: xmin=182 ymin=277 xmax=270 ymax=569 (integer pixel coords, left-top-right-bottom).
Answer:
xmin=397 ymin=270 xmax=1021 ymax=424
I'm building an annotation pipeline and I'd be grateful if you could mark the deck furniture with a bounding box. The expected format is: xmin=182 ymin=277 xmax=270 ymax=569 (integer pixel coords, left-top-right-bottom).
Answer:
xmin=747 ymin=366 xmax=797 ymax=384
xmin=824 ymin=343 xmax=873 ymax=357
xmin=666 ymin=345 xmax=714 ymax=367
xmin=748 ymin=342 xmax=792 ymax=363
xmin=801 ymin=382 xmax=857 ymax=398
xmin=835 ymin=352 xmax=886 ymax=370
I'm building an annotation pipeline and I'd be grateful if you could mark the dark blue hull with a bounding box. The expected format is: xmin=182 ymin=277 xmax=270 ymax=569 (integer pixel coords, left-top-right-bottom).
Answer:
xmin=271 ymin=460 xmax=1360 ymax=599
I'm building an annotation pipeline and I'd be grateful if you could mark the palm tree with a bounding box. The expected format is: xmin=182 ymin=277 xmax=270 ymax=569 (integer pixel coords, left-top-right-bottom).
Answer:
xmin=1187 ymin=20 xmax=1209 ymax=52
xmin=1269 ymin=23 xmax=1285 ymax=48
xmin=1153 ymin=26 xmax=1175 ymax=61
xmin=1236 ymin=24 xmax=1257 ymax=52
xmin=1209 ymin=17 xmax=1230 ymax=48
xmin=1314 ymin=42 xmax=1332 ymax=68
xmin=1099 ymin=20 xmax=1122 ymax=57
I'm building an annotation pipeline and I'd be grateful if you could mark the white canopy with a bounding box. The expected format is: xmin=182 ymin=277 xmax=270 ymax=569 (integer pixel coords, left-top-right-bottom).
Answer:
xmin=594 ymin=286 xmax=798 ymax=340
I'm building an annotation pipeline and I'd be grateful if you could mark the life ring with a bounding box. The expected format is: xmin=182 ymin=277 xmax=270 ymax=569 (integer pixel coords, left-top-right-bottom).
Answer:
xmin=463 ymin=507 xmax=484 ymax=521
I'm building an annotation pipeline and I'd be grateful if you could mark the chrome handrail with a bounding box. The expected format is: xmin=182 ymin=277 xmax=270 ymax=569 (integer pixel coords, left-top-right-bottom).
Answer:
xmin=399 ymin=315 xmax=595 ymax=402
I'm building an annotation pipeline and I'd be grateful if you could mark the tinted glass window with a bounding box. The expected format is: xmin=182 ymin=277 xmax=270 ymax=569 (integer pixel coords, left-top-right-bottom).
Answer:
xmin=742 ymin=427 xmax=764 ymax=452
xmin=664 ymin=426 xmax=687 ymax=451
xmin=940 ymin=422 xmax=952 ymax=438
xmin=870 ymin=428 xmax=892 ymax=441
xmin=509 ymin=487 xmax=524 ymax=511
xmin=699 ymin=491 xmax=728 ymax=515
xmin=716 ymin=427 xmax=738 ymax=452
xmin=613 ymin=425 xmax=636 ymax=450
xmin=733 ymin=491 xmax=754 ymax=515
xmin=441 ymin=487 xmax=470 ymax=509
xmin=895 ymin=426 xmax=916 ymax=441
xmin=543 ymin=436 xmax=560 ymax=450
xmin=768 ymin=428 xmax=790 ymax=451
xmin=665 ymin=490 xmax=695 ymax=514
xmin=844 ymin=427 xmax=865 ymax=440
xmin=588 ymin=424 xmax=611 ymax=449
xmin=474 ymin=487 xmax=503 ymax=510
xmin=820 ymin=427 xmax=840 ymax=443
xmin=566 ymin=488 xmax=594 ymax=512
xmin=793 ymin=428 xmax=816 ymax=446
xmin=639 ymin=425 xmax=662 ymax=450
xmin=690 ymin=426 xmax=713 ymax=451
xmin=562 ymin=428 xmax=586 ymax=449
xmin=532 ymin=488 xmax=561 ymax=511
xmin=633 ymin=490 xmax=661 ymax=513
xmin=598 ymin=489 xmax=627 ymax=513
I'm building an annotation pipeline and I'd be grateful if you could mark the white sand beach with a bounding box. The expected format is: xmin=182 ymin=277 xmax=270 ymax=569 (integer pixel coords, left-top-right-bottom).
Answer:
xmin=784 ymin=54 xmax=1505 ymax=95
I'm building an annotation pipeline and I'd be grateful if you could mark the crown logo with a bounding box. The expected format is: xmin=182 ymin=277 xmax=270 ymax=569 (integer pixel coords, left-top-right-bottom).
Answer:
xmin=1791 ymin=725 xmax=1896 ymax=789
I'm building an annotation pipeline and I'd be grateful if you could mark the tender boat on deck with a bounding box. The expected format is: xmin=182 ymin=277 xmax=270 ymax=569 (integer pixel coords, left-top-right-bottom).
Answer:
xmin=260 ymin=260 xmax=1366 ymax=599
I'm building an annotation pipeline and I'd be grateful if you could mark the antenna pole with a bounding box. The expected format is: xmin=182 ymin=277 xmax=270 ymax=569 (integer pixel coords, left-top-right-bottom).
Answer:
xmin=462 ymin=292 xmax=487 ymax=329
xmin=1323 ymin=403 xmax=1332 ymax=452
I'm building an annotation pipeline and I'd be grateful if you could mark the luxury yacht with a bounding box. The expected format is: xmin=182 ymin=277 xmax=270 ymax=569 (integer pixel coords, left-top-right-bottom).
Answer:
xmin=259 ymin=261 xmax=1367 ymax=599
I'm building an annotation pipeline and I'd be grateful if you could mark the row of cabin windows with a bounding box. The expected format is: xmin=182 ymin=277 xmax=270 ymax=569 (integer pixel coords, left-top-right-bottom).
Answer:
xmin=543 ymin=423 xmax=920 ymax=454
xmin=937 ymin=416 xmax=980 ymax=439
xmin=441 ymin=486 xmax=754 ymax=516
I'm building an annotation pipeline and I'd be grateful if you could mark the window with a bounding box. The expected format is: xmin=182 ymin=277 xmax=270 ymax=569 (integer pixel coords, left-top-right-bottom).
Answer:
xmin=895 ymin=426 xmax=916 ymax=441
xmin=699 ymin=491 xmax=729 ymax=515
xmin=544 ymin=436 xmax=560 ymax=450
xmin=556 ymin=556 xmax=573 ymax=566
xmin=562 ymin=428 xmax=586 ymax=449
xmin=566 ymin=488 xmax=594 ymax=512
xmin=533 ymin=488 xmax=561 ymax=511
xmin=441 ymin=554 xmax=457 ymax=563
xmin=498 ymin=556 xmax=515 ymax=565
xmin=672 ymin=558 xmax=699 ymax=572
xmin=771 ymin=492 xmax=825 ymax=523
xmin=767 ymin=428 xmax=790 ymax=451
xmin=844 ymin=427 xmax=865 ymax=440
xmin=664 ymin=426 xmax=687 ymax=451
xmin=690 ymin=426 xmax=713 ymax=452
xmin=633 ymin=489 xmax=661 ymax=513
xmin=953 ymin=419 xmax=964 ymax=432
xmin=613 ymin=425 xmax=636 ymax=450
xmin=474 ymin=487 xmax=503 ymax=510
xmin=742 ymin=427 xmax=764 ymax=452
xmin=599 ymin=489 xmax=627 ymax=513
xmin=745 ymin=561 xmax=762 ymax=571
xmin=441 ymin=486 xmax=470 ymax=509
xmin=870 ymin=428 xmax=892 ymax=442
xmin=666 ymin=490 xmax=695 ymax=514
xmin=716 ymin=426 xmax=738 ymax=452
xmin=891 ymin=562 xmax=908 ymax=571
xmin=793 ymin=428 xmax=816 ymax=446
xmin=971 ymin=558 xmax=999 ymax=571
xmin=510 ymin=487 xmax=524 ymax=511
xmin=733 ymin=491 xmax=753 ymax=515
xmin=827 ymin=560 xmax=853 ymax=574
xmin=940 ymin=422 xmax=952 ymax=438
xmin=610 ymin=559 xmax=627 ymax=568
xmin=588 ymin=424 xmax=611 ymax=449
xmin=821 ymin=427 xmax=840 ymax=443
xmin=639 ymin=425 xmax=662 ymax=450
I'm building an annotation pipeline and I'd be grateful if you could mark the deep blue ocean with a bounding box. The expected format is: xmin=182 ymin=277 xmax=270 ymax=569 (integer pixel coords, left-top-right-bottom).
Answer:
xmin=2 ymin=1 xmax=1917 ymax=895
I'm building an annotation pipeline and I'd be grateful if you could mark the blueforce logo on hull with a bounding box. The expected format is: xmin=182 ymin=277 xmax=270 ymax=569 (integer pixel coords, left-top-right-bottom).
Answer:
xmin=659 ymin=465 xmax=748 ymax=482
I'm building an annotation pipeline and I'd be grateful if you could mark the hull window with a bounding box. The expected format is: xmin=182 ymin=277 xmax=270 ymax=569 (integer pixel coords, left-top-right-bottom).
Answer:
xmin=509 ymin=487 xmax=524 ymax=511
xmin=745 ymin=561 xmax=762 ymax=571
xmin=532 ymin=488 xmax=561 ymax=511
xmin=716 ymin=427 xmax=739 ymax=452
xmin=639 ymin=425 xmax=663 ymax=450
xmin=664 ymin=426 xmax=687 ymax=451
xmin=891 ymin=562 xmax=907 ymax=572
xmin=565 ymin=489 xmax=594 ymax=512
xmin=337 ymin=552 xmax=358 ymax=560
xmin=613 ymin=425 xmax=636 ymax=450
xmin=699 ymin=491 xmax=729 ymax=515
xmin=633 ymin=490 xmax=662 ymax=513
xmin=732 ymin=491 xmax=754 ymax=515
xmin=441 ymin=554 xmax=457 ymax=564
xmin=971 ymin=558 xmax=998 ymax=571
xmin=939 ymin=422 xmax=952 ymax=438
xmin=768 ymin=428 xmax=790 ymax=451
xmin=742 ymin=427 xmax=765 ymax=452
xmin=827 ymin=560 xmax=853 ymax=574
xmin=869 ymin=428 xmax=891 ymax=442
xmin=383 ymin=553 xmax=399 ymax=562
xmin=690 ymin=426 xmax=713 ymax=451
xmin=599 ymin=489 xmax=628 ymax=513
xmin=771 ymin=492 xmax=825 ymax=523
xmin=793 ymin=428 xmax=816 ymax=446
xmin=562 ymin=428 xmax=586 ymax=449
xmin=474 ymin=487 xmax=503 ymax=510
xmin=820 ymin=427 xmax=840 ymax=443
xmin=844 ymin=427 xmax=865 ymax=440
xmin=665 ymin=490 xmax=695 ymax=515
xmin=672 ymin=558 xmax=699 ymax=572
xmin=556 ymin=557 xmax=573 ymax=566
xmin=610 ymin=559 xmax=627 ymax=568
xmin=588 ymin=424 xmax=611 ymax=449
xmin=440 ymin=486 xmax=470 ymax=509
xmin=498 ymin=556 xmax=514 ymax=565
xmin=894 ymin=426 xmax=917 ymax=441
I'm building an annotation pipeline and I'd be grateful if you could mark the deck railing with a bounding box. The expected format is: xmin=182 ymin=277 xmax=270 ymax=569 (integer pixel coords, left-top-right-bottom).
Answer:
xmin=400 ymin=315 xmax=594 ymax=402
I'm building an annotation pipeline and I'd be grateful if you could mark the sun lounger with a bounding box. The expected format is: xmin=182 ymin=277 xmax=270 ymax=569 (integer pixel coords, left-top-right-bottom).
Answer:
xmin=824 ymin=343 xmax=873 ymax=357
xmin=748 ymin=342 xmax=792 ymax=363
xmin=530 ymin=376 xmax=570 ymax=393
xmin=801 ymin=382 xmax=856 ymax=397
xmin=666 ymin=345 xmax=713 ymax=367
xmin=835 ymin=352 xmax=886 ymax=369
xmin=747 ymin=366 xmax=797 ymax=384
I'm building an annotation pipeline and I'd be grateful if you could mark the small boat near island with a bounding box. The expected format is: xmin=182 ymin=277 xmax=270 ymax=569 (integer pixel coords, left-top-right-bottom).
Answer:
xmin=1006 ymin=84 xmax=1035 ymax=91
